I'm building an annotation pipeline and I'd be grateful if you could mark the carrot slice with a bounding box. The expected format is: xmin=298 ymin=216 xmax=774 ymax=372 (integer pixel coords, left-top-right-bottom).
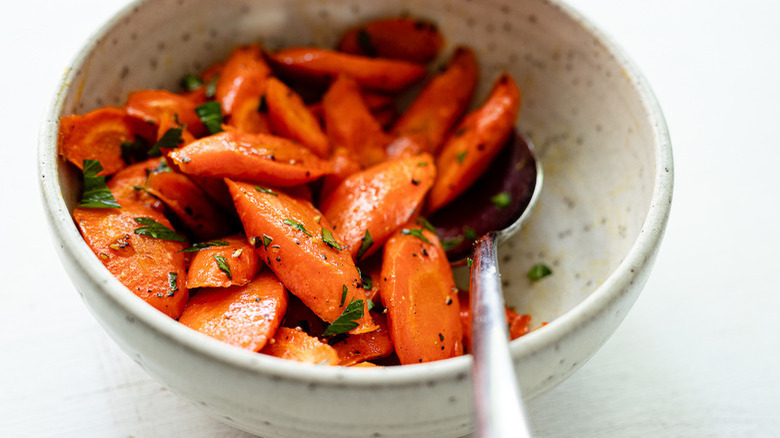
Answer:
xmin=320 ymin=153 xmax=436 ymax=261
xmin=105 ymin=158 xmax=165 ymax=210
xmin=427 ymin=74 xmax=521 ymax=213
xmin=265 ymin=77 xmax=331 ymax=158
xmin=322 ymin=74 xmax=390 ymax=167
xmin=337 ymin=17 xmax=444 ymax=64
xmin=169 ymin=131 xmax=331 ymax=187
xmin=330 ymin=313 xmax=394 ymax=366
xmin=125 ymin=89 xmax=208 ymax=137
xmin=268 ymin=47 xmax=427 ymax=93
xmin=226 ymin=179 xmax=378 ymax=334
xmin=58 ymin=107 xmax=138 ymax=176
xmin=380 ymin=226 xmax=463 ymax=364
xmin=392 ymin=47 xmax=479 ymax=154
xmin=184 ymin=234 xmax=261 ymax=289
xmin=143 ymin=170 xmax=235 ymax=241
xmin=73 ymin=198 xmax=189 ymax=319
xmin=215 ymin=44 xmax=272 ymax=115
xmin=261 ymin=327 xmax=339 ymax=365
xmin=227 ymin=92 xmax=272 ymax=134
xmin=179 ymin=271 xmax=287 ymax=352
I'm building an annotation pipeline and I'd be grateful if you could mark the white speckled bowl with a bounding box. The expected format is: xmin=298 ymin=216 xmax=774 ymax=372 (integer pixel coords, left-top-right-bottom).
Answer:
xmin=38 ymin=0 xmax=673 ymax=436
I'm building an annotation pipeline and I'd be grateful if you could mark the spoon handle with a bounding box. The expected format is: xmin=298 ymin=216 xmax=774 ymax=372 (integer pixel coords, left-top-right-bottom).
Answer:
xmin=470 ymin=232 xmax=533 ymax=438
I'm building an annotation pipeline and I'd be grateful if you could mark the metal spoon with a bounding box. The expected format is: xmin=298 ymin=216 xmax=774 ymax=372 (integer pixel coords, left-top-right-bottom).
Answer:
xmin=430 ymin=131 xmax=542 ymax=437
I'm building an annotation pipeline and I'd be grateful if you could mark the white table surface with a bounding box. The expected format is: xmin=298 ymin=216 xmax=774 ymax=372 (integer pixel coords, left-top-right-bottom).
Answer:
xmin=3 ymin=0 xmax=779 ymax=436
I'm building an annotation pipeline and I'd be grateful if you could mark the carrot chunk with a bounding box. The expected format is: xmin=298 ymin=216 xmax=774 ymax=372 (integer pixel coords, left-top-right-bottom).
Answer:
xmin=427 ymin=74 xmax=521 ymax=213
xmin=105 ymin=158 xmax=165 ymax=210
xmin=330 ymin=313 xmax=394 ymax=366
xmin=125 ymin=89 xmax=208 ymax=137
xmin=226 ymin=179 xmax=378 ymax=334
xmin=73 ymin=198 xmax=189 ymax=318
xmin=184 ymin=234 xmax=261 ymax=289
xmin=261 ymin=327 xmax=339 ymax=365
xmin=265 ymin=77 xmax=331 ymax=158
xmin=58 ymin=107 xmax=138 ymax=176
xmin=337 ymin=17 xmax=444 ymax=64
xmin=215 ymin=44 xmax=272 ymax=115
xmin=179 ymin=271 xmax=287 ymax=352
xmin=380 ymin=226 xmax=463 ymax=364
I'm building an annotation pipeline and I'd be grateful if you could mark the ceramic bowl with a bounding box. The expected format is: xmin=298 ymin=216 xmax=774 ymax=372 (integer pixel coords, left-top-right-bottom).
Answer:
xmin=38 ymin=0 xmax=673 ymax=436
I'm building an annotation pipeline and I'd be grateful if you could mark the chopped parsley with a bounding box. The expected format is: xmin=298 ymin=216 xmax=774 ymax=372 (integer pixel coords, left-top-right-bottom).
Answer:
xmin=254 ymin=185 xmax=278 ymax=196
xmin=148 ymin=127 xmax=183 ymax=157
xmin=356 ymin=229 xmax=373 ymax=260
xmin=168 ymin=272 xmax=178 ymax=297
xmin=205 ymin=75 xmax=218 ymax=99
xmin=322 ymin=299 xmax=365 ymax=336
xmin=178 ymin=240 xmax=229 ymax=253
xmin=463 ymin=226 xmax=478 ymax=240
xmin=466 ymin=257 xmax=473 ymax=269
xmin=441 ymin=236 xmax=464 ymax=250
xmin=79 ymin=160 xmax=121 ymax=209
xmin=180 ymin=74 xmax=203 ymax=91
xmin=283 ymin=218 xmax=312 ymax=237
xmin=490 ymin=191 xmax=512 ymax=208
xmin=213 ymin=254 xmax=232 ymax=280
xmin=359 ymin=269 xmax=372 ymax=290
xmin=401 ymin=228 xmax=431 ymax=244
xmin=456 ymin=150 xmax=467 ymax=163
xmin=133 ymin=217 xmax=186 ymax=242
xmin=321 ymin=228 xmax=342 ymax=251
xmin=527 ymin=263 xmax=553 ymax=281
xmin=340 ymin=284 xmax=348 ymax=306
xmin=120 ymin=136 xmax=150 ymax=164
xmin=195 ymin=101 xmax=223 ymax=134
xmin=417 ymin=216 xmax=436 ymax=232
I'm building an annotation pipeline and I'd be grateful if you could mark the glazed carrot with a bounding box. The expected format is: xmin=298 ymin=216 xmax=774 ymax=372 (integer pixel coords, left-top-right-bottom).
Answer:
xmin=125 ymin=89 xmax=208 ymax=137
xmin=392 ymin=47 xmax=479 ymax=154
xmin=330 ymin=313 xmax=394 ymax=366
xmin=184 ymin=234 xmax=260 ymax=289
xmin=143 ymin=170 xmax=234 ymax=241
xmin=322 ymin=74 xmax=390 ymax=167
xmin=155 ymin=111 xmax=196 ymax=153
xmin=265 ymin=77 xmax=331 ymax=158
xmin=169 ymin=131 xmax=331 ymax=187
xmin=337 ymin=17 xmax=444 ymax=64
xmin=58 ymin=106 xmax=138 ymax=175
xmin=226 ymin=179 xmax=378 ymax=334
xmin=226 ymin=92 xmax=272 ymax=134
xmin=73 ymin=198 xmax=189 ymax=319
xmin=179 ymin=271 xmax=287 ymax=352
xmin=105 ymin=158 xmax=164 ymax=210
xmin=350 ymin=361 xmax=380 ymax=368
xmin=379 ymin=226 xmax=463 ymax=364
xmin=320 ymin=153 xmax=437 ymax=261
xmin=268 ymin=47 xmax=427 ymax=93
xmin=215 ymin=44 xmax=272 ymax=115
xmin=427 ymin=74 xmax=521 ymax=213
xmin=261 ymin=327 xmax=339 ymax=365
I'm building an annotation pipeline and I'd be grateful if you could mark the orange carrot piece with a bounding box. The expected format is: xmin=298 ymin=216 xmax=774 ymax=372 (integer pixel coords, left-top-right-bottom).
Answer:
xmin=125 ymin=89 xmax=208 ymax=137
xmin=73 ymin=198 xmax=189 ymax=319
xmin=143 ymin=170 xmax=235 ymax=241
xmin=392 ymin=47 xmax=479 ymax=154
xmin=227 ymin=92 xmax=272 ymax=134
xmin=380 ymin=226 xmax=463 ymax=364
xmin=320 ymin=153 xmax=437 ymax=261
xmin=350 ymin=361 xmax=380 ymax=368
xmin=155 ymin=111 xmax=196 ymax=152
xmin=506 ymin=308 xmax=532 ymax=340
xmin=105 ymin=158 xmax=165 ymax=210
xmin=169 ymin=131 xmax=331 ymax=187
xmin=330 ymin=313 xmax=394 ymax=366
xmin=226 ymin=179 xmax=378 ymax=334
xmin=268 ymin=47 xmax=427 ymax=93
xmin=265 ymin=77 xmax=331 ymax=158
xmin=337 ymin=17 xmax=444 ymax=64
xmin=322 ymin=74 xmax=390 ymax=167
xmin=58 ymin=106 xmax=138 ymax=176
xmin=179 ymin=271 xmax=287 ymax=352
xmin=215 ymin=44 xmax=272 ymax=115
xmin=427 ymin=74 xmax=521 ymax=213
xmin=261 ymin=327 xmax=339 ymax=365
xmin=184 ymin=234 xmax=261 ymax=289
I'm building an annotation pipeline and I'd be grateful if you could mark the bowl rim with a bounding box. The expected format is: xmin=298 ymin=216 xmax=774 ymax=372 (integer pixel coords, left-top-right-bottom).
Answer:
xmin=37 ymin=0 xmax=673 ymax=389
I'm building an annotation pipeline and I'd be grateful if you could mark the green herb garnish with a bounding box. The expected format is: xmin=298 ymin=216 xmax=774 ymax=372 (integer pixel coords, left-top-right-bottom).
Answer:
xmin=148 ymin=127 xmax=183 ymax=157
xmin=322 ymin=299 xmax=365 ymax=336
xmin=527 ymin=263 xmax=552 ymax=281
xmin=401 ymin=228 xmax=431 ymax=244
xmin=180 ymin=74 xmax=204 ymax=91
xmin=417 ymin=216 xmax=436 ymax=232
xmin=178 ymin=240 xmax=229 ymax=253
xmin=133 ymin=217 xmax=186 ymax=242
xmin=463 ymin=226 xmax=478 ymax=240
xmin=168 ymin=272 xmax=178 ymax=297
xmin=456 ymin=150 xmax=467 ymax=163
xmin=120 ymin=136 xmax=150 ymax=164
xmin=79 ymin=160 xmax=121 ymax=209
xmin=284 ymin=218 xmax=312 ymax=237
xmin=195 ymin=101 xmax=223 ymax=134
xmin=360 ymin=270 xmax=372 ymax=290
xmin=357 ymin=28 xmax=377 ymax=57
xmin=490 ymin=191 xmax=512 ymax=208
xmin=213 ymin=254 xmax=232 ymax=280
xmin=466 ymin=257 xmax=473 ymax=269
xmin=205 ymin=75 xmax=218 ymax=99
xmin=340 ymin=284 xmax=348 ymax=307
xmin=356 ymin=229 xmax=373 ymax=260
xmin=441 ymin=236 xmax=464 ymax=250
xmin=148 ymin=157 xmax=172 ymax=174
xmin=321 ymin=228 xmax=343 ymax=251
xmin=262 ymin=234 xmax=273 ymax=249
xmin=254 ymin=185 xmax=278 ymax=196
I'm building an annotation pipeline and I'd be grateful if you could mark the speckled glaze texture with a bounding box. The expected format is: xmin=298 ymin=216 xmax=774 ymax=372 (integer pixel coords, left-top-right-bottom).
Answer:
xmin=38 ymin=0 xmax=673 ymax=436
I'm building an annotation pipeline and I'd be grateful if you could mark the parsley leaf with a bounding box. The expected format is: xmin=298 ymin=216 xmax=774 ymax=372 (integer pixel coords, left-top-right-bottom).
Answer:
xmin=284 ymin=218 xmax=312 ymax=237
xmin=195 ymin=101 xmax=223 ymax=134
xmin=321 ymin=228 xmax=343 ymax=251
xmin=120 ymin=136 xmax=150 ymax=164
xmin=527 ymin=263 xmax=553 ymax=281
xmin=456 ymin=150 xmax=467 ymax=163
xmin=168 ymin=272 xmax=178 ymax=297
xmin=401 ymin=228 xmax=431 ymax=244
xmin=79 ymin=160 xmax=121 ymax=209
xmin=133 ymin=217 xmax=186 ymax=242
xmin=490 ymin=191 xmax=512 ymax=208
xmin=178 ymin=240 xmax=229 ymax=253
xmin=254 ymin=185 xmax=278 ymax=196
xmin=340 ymin=284 xmax=348 ymax=307
xmin=463 ymin=226 xmax=478 ymax=240
xmin=356 ymin=230 xmax=373 ymax=260
xmin=180 ymin=74 xmax=204 ymax=91
xmin=213 ymin=254 xmax=232 ymax=280
xmin=322 ymin=299 xmax=365 ymax=336
xmin=441 ymin=235 xmax=464 ymax=250
xmin=148 ymin=127 xmax=183 ymax=157
xmin=205 ymin=75 xmax=218 ymax=99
